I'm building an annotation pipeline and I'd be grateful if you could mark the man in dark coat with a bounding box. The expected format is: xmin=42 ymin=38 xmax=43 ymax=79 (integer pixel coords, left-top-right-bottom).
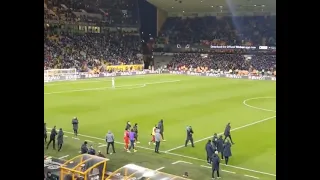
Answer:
xmin=223 ymin=140 xmax=232 ymax=165
xmin=205 ymin=140 xmax=214 ymax=165
xmin=46 ymin=126 xmax=57 ymax=149
xmin=212 ymin=133 xmax=218 ymax=147
xmin=72 ymin=117 xmax=79 ymax=137
xmin=44 ymin=123 xmax=47 ymax=143
xmin=211 ymin=153 xmax=220 ymax=179
xmin=223 ymin=123 xmax=234 ymax=144
xmin=57 ymin=128 xmax=64 ymax=151
xmin=80 ymin=141 xmax=88 ymax=154
xmin=185 ymin=126 xmax=194 ymax=147
xmin=216 ymin=135 xmax=224 ymax=159
xmin=158 ymin=119 xmax=165 ymax=141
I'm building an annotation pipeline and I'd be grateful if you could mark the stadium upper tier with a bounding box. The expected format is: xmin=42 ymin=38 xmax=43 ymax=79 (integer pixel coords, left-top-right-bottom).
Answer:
xmin=44 ymin=0 xmax=140 ymax=26
xmin=156 ymin=16 xmax=275 ymax=47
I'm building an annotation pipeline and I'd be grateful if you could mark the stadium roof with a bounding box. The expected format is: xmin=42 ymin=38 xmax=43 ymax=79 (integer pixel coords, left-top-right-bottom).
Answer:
xmin=147 ymin=0 xmax=276 ymax=13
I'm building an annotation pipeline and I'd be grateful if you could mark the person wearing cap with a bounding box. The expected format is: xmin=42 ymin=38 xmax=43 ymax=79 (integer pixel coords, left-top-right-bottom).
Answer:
xmin=80 ymin=141 xmax=88 ymax=154
xmin=106 ymin=130 xmax=116 ymax=154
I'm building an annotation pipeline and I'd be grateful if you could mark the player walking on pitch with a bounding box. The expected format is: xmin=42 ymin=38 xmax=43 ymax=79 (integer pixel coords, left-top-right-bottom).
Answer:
xmin=149 ymin=125 xmax=157 ymax=145
xmin=112 ymin=77 xmax=115 ymax=88
xmin=124 ymin=128 xmax=129 ymax=151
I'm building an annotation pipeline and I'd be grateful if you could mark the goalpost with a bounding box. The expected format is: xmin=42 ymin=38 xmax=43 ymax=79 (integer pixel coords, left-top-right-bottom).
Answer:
xmin=44 ymin=68 xmax=77 ymax=83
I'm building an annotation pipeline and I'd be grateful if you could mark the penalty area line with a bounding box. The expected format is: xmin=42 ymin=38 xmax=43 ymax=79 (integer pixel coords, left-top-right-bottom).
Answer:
xmin=169 ymin=152 xmax=275 ymax=177
xmin=165 ymin=116 xmax=276 ymax=153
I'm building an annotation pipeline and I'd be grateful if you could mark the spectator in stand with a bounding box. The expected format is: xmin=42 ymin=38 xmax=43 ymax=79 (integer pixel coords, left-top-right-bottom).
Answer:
xmin=167 ymin=53 xmax=276 ymax=74
xmin=44 ymin=27 xmax=142 ymax=71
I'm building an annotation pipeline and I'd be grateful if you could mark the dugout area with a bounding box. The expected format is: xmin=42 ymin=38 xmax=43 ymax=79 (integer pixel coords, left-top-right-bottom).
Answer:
xmin=60 ymin=154 xmax=109 ymax=180
xmin=106 ymin=164 xmax=191 ymax=180
xmin=47 ymin=154 xmax=190 ymax=180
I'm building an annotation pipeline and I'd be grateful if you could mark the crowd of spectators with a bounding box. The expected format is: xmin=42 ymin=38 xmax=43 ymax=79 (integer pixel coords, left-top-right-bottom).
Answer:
xmin=167 ymin=53 xmax=276 ymax=73
xmin=44 ymin=0 xmax=139 ymax=26
xmin=157 ymin=16 xmax=276 ymax=47
xmin=44 ymin=27 xmax=141 ymax=71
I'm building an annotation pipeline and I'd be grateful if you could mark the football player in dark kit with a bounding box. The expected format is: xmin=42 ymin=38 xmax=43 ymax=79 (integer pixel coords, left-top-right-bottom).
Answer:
xmin=224 ymin=122 xmax=234 ymax=144
xmin=72 ymin=117 xmax=79 ymax=137
xmin=133 ymin=123 xmax=140 ymax=143
xmin=46 ymin=126 xmax=58 ymax=149
xmin=185 ymin=126 xmax=194 ymax=147
xmin=125 ymin=121 xmax=131 ymax=131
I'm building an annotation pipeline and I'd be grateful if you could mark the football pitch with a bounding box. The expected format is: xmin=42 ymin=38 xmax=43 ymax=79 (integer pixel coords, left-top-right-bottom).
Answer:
xmin=44 ymin=74 xmax=276 ymax=180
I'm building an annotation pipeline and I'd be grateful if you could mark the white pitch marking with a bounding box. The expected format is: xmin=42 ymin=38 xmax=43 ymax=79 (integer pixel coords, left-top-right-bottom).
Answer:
xmin=222 ymin=170 xmax=236 ymax=174
xmin=98 ymin=144 xmax=107 ymax=148
xmin=44 ymin=80 xmax=181 ymax=95
xmin=168 ymin=152 xmax=276 ymax=176
xmin=44 ymin=73 xmax=164 ymax=86
xmin=44 ymin=80 xmax=111 ymax=86
xmin=171 ymin=161 xmax=192 ymax=165
xmin=45 ymin=129 xmax=276 ymax=177
xmin=72 ymin=137 xmax=80 ymax=140
xmin=58 ymin=155 xmax=69 ymax=159
xmin=244 ymin=175 xmax=260 ymax=179
xmin=114 ymin=84 xmax=146 ymax=90
xmin=165 ymin=116 xmax=276 ymax=153
xmin=155 ymin=167 xmax=165 ymax=171
xmin=200 ymin=165 xmax=210 ymax=168
xmin=85 ymin=140 xmax=94 ymax=143
xmin=243 ymin=97 xmax=276 ymax=112
xmin=201 ymin=165 xmax=236 ymax=174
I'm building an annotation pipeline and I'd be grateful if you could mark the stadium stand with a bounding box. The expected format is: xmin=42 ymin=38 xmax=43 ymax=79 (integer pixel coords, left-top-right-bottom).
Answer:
xmin=44 ymin=0 xmax=142 ymax=71
xmin=157 ymin=16 xmax=276 ymax=46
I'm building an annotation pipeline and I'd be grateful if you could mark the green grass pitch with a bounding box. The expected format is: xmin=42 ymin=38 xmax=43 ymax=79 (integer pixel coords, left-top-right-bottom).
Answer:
xmin=44 ymin=74 xmax=276 ymax=180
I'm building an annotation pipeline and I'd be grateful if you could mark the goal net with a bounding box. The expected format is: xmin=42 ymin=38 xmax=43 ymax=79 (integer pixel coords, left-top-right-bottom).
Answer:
xmin=44 ymin=68 xmax=77 ymax=83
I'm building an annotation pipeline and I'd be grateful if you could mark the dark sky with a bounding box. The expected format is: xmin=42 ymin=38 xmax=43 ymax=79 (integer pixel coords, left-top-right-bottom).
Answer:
xmin=138 ymin=0 xmax=157 ymax=42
